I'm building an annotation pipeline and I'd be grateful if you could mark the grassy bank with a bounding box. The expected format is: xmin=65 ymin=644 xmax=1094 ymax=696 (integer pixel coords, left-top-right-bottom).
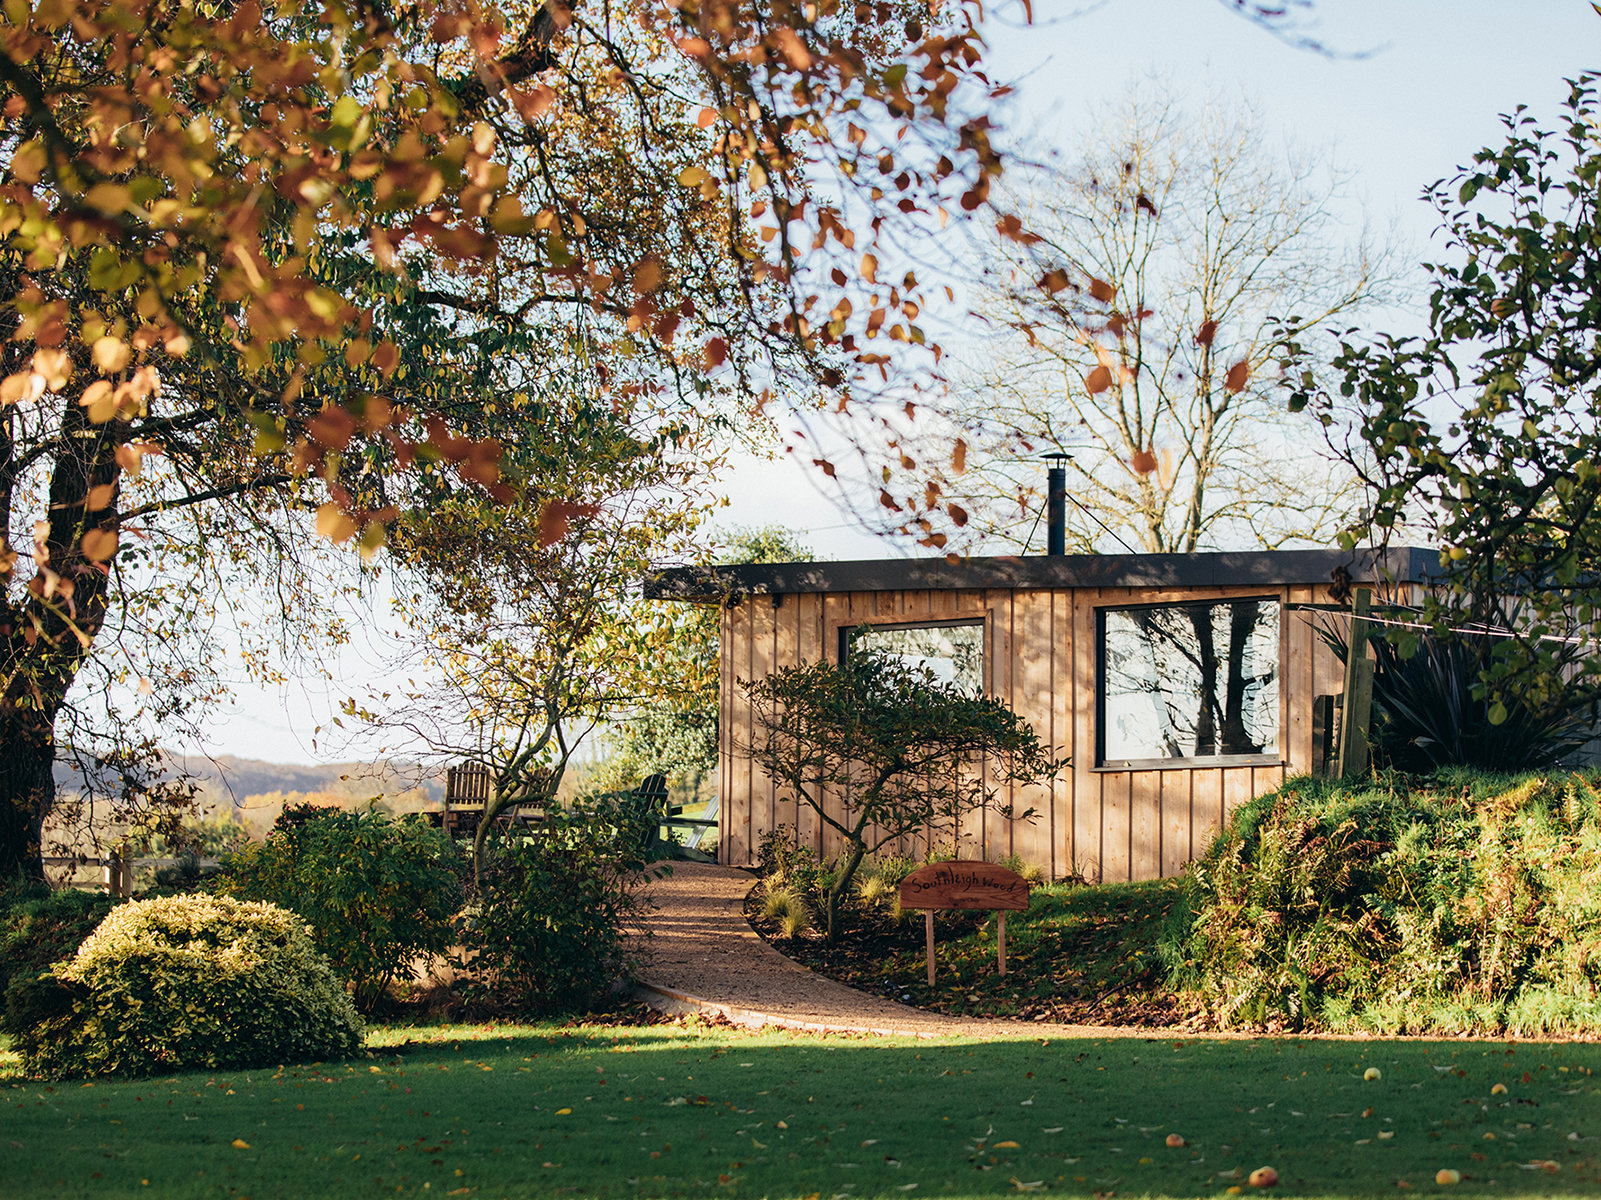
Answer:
xmin=8 ymin=1020 xmax=1601 ymax=1198
xmin=760 ymin=769 xmax=1601 ymax=1037
xmin=1172 ymin=770 xmax=1601 ymax=1035
xmin=756 ymin=877 xmax=1190 ymax=1025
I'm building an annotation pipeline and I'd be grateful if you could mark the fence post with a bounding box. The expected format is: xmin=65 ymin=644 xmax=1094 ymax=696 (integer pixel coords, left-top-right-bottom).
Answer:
xmin=1339 ymin=588 xmax=1375 ymax=779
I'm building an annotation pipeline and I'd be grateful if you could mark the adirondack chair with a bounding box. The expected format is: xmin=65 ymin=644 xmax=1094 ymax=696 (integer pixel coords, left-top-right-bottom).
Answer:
xmin=630 ymin=774 xmax=719 ymax=863
xmin=661 ymin=790 xmax=719 ymax=863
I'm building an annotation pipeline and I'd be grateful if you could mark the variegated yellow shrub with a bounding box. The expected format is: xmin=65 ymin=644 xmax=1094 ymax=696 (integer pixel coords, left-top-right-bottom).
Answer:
xmin=4 ymin=894 xmax=363 ymax=1078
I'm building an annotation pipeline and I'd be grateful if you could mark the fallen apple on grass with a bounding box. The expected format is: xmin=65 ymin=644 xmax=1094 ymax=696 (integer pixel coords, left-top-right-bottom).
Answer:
xmin=1166 ymin=1134 xmax=1186 ymax=1147
xmin=1436 ymin=1169 xmax=1461 ymax=1185
xmin=1248 ymin=1166 xmax=1278 ymax=1187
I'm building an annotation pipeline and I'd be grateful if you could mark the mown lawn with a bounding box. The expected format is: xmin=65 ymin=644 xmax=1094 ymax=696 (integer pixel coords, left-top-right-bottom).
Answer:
xmin=7 ymin=1021 xmax=1601 ymax=1198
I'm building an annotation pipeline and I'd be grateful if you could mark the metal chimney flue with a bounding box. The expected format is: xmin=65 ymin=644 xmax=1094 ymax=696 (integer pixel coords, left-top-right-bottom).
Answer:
xmin=1043 ymin=452 xmax=1070 ymax=556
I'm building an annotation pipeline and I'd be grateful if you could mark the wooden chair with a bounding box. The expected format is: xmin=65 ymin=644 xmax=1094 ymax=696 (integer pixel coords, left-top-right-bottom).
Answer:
xmin=440 ymin=763 xmax=557 ymax=838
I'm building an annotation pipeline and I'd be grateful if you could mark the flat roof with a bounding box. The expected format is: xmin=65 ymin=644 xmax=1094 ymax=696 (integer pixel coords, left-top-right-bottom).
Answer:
xmin=645 ymin=546 xmax=1437 ymax=602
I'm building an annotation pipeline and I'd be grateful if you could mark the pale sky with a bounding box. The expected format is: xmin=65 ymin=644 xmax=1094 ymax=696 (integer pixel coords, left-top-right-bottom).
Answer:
xmin=194 ymin=0 xmax=1601 ymax=764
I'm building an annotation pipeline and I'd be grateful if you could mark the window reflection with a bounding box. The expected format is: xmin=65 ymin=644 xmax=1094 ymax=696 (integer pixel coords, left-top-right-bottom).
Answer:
xmin=851 ymin=622 xmax=985 ymax=695
xmin=1100 ymin=599 xmax=1280 ymax=764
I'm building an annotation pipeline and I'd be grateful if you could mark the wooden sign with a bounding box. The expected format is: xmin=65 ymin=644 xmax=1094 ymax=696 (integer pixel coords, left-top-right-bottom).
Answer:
xmin=898 ymin=861 xmax=1031 ymax=987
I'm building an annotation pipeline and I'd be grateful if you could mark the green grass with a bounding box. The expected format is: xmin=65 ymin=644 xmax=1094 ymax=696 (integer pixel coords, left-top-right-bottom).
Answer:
xmin=8 ymin=1021 xmax=1601 ymax=1198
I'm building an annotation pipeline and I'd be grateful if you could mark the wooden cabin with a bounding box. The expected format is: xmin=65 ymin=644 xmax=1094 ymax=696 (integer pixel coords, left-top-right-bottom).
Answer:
xmin=645 ymin=547 xmax=1434 ymax=883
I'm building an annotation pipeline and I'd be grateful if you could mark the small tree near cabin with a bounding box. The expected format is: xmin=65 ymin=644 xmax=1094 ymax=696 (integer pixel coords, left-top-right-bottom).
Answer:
xmin=743 ymin=641 xmax=1066 ymax=943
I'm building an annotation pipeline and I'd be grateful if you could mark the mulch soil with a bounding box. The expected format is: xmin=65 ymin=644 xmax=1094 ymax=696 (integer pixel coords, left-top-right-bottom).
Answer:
xmin=743 ymin=884 xmax=1210 ymax=1029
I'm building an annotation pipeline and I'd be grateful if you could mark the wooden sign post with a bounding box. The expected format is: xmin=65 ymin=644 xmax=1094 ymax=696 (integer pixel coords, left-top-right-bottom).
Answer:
xmin=897 ymin=861 xmax=1032 ymax=987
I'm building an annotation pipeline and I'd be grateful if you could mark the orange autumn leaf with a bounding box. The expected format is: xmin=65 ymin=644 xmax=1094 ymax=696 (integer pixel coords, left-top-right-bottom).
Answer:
xmin=1196 ymin=319 xmax=1219 ymax=347
xmin=80 ymin=528 xmax=118 ymax=561
xmin=537 ymin=499 xmax=600 ymax=546
xmin=1085 ymin=366 xmax=1113 ymax=394
xmin=1225 ymin=359 xmax=1251 ymax=393
xmin=307 ymin=407 xmax=357 ymax=450
xmin=370 ymin=341 xmax=400 ymax=377
xmin=1088 ymin=277 xmax=1115 ymax=304
xmin=1131 ymin=447 xmax=1158 ymax=475
xmin=633 ymin=259 xmax=663 ymax=296
xmin=316 ymin=502 xmax=357 ymax=545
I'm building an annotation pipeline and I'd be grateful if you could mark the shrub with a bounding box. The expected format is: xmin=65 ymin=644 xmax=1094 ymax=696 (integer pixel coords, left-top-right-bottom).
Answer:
xmin=1165 ymin=770 xmax=1601 ymax=1034
xmin=458 ymin=791 xmax=656 ymax=1016
xmin=0 ymin=885 xmax=119 ymax=997
xmin=997 ymin=853 xmax=1046 ymax=885
xmin=1318 ymin=626 xmax=1594 ymax=772
xmin=756 ymin=827 xmax=822 ymax=891
xmin=2 ymin=894 xmax=363 ymax=1077
xmin=217 ymin=811 xmax=461 ymax=1012
xmin=761 ymin=885 xmax=811 ymax=938
xmin=855 ymin=874 xmax=894 ymax=908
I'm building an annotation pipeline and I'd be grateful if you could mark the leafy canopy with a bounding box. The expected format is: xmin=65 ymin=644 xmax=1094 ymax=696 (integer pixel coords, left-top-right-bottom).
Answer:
xmin=1289 ymin=74 xmax=1601 ymax=726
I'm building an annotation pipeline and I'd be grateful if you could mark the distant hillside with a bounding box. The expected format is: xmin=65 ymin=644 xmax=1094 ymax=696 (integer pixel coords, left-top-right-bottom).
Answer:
xmin=167 ymin=754 xmax=445 ymax=806
xmin=54 ymin=753 xmax=445 ymax=809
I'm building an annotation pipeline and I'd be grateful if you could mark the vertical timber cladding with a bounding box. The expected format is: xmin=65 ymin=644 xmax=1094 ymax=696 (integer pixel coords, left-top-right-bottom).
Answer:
xmin=721 ymin=578 xmax=1348 ymax=881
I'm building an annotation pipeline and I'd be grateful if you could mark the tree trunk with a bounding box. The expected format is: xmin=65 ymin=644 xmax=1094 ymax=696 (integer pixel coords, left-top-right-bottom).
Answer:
xmin=1221 ymin=600 xmax=1263 ymax=754
xmin=0 ymin=396 xmax=122 ymax=880
xmin=825 ymin=840 xmax=867 ymax=945
xmin=0 ymin=707 xmax=53 ymax=883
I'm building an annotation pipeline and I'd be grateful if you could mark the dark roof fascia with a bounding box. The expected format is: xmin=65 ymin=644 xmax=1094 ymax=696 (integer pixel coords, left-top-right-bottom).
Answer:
xmin=645 ymin=546 xmax=1438 ymax=603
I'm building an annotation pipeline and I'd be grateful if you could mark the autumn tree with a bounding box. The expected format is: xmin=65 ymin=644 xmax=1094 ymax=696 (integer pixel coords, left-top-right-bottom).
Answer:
xmin=351 ymin=372 xmax=718 ymax=884
xmin=946 ymin=80 xmax=1397 ymax=553
xmin=744 ymin=639 xmax=1063 ymax=942
xmin=0 ymin=0 xmax=1337 ymax=881
xmin=597 ymin=523 xmax=815 ymax=802
xmin=1290 ymin=74 xmax=1601 ymax=728
xmin=0 ymin=0 xmax=1026 ymax=879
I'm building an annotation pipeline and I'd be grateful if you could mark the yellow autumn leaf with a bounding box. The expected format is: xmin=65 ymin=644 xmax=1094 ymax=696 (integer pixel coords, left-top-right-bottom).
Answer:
xmin=79 ymin=380 xmax=115 ymax=423
xmin=92 ymin=337 xmax=132 ymax=374
xmin=995 ymin=1140 xmax=1021 ymax=1148
xmin=85 ymin=182 xmax=133 ymax=215
xmin=555 ymin=1107 xmax=571 ymax=1115
xmin=32 ymin=348 xmax=72 ymax=390
xmin=677 ymin=166 xmax=708 ymax=186
xmin=231 ymin=1139 xmax=250 ymax=1150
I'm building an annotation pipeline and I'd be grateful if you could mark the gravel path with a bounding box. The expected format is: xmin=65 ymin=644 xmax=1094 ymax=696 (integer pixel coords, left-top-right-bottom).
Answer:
xmin=632 ymin=861 xmax=1166 ymax=1041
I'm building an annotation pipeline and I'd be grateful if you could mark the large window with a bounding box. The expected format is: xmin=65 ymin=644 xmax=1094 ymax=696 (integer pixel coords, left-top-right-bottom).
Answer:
xmin=843 ymin=620 xmax=986 ymax=696
xmin=1098 ymin=598 xmax=1280 ymax=768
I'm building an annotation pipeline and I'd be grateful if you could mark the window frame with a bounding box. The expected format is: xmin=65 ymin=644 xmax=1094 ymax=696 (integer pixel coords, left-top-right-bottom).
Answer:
xmin=1094 ymin=594 xmax=1286 ymax=772
xmin=836 ymin=616 xmax=989 ymax=697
